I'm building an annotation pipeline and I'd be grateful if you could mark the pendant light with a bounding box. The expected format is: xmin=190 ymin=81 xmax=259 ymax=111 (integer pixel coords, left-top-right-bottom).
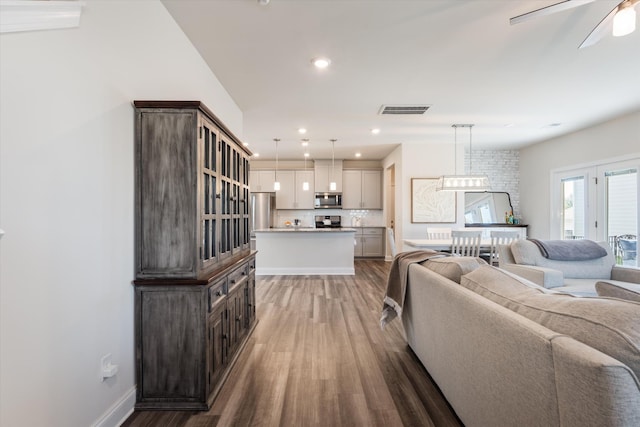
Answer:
xmin=329 ymin=139 xmax=337 ymax=191
xmin=613 ymin=1 xmax=637 ymax=37
xmin=302 ymin=139 xmax=310 ymax=191
xmin=436 ymin=124 xmax=491 ymax=192
xmin=273 ymin=138 xmax=281 ymax=191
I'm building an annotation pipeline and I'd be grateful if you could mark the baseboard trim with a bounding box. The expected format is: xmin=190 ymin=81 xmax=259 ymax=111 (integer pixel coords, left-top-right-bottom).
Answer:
xmin=256 ymin=267 xmax=355 ymax=275
xmin=91 ymin=386 xmax=136 ymax=427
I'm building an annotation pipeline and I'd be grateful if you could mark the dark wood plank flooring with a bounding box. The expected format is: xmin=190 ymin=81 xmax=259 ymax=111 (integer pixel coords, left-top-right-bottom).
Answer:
xmin=122 ymin=260 xmax=462 ymax=427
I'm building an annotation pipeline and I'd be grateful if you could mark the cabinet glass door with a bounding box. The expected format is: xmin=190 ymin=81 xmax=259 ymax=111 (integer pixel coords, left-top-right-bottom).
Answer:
xmin=201 ymin=117 xmax=218 ymax=267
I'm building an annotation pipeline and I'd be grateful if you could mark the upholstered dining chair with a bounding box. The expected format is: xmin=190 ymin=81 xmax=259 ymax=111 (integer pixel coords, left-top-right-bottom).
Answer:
xmin=450 ymin=230 xmax=482 ymax=257
xmin=488 ymin=230 xmax=521 ymax=266
xmin=426 ymin=227 xmax=452 ymax=240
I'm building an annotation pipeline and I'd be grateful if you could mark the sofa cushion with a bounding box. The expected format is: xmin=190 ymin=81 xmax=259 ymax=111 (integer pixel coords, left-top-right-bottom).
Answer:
xmin=596 ymin=281 xmax=640 ymax=303
xmin=421 ymin=256 xmax=485 ymax=284
xmin=461 ymin=266 xmax=640 ymax=380
xmin=509 ymin=239 xmax=615 ymax=279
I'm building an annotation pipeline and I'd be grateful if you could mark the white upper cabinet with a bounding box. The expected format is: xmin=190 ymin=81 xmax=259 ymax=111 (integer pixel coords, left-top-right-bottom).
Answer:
xmin=343 ymin=170 xmax=382 ymax=209
xmin=249 ymin=170 xmax=276 ymax=192
xmin=314 ymin=160 xmax=343 ymax=193
xmin=275 ymin=170 xmax=315 ymax=209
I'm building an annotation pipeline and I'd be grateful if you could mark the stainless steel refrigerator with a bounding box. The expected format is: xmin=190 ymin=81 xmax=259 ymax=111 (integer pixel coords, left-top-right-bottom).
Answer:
xmin=250 ymin=192 xmax=275 ymax=249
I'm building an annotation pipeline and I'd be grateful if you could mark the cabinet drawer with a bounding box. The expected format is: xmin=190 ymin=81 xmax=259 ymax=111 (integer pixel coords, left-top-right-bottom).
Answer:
xmin=208 ymin=279 xmax=227 ymax=312
xmin=228 ymin=264 xmax=248 ymax=292
xmin=247 ymin=257 xmax=256 ymax=274
xmin=362 ymin=227 xmax=383 ymax=236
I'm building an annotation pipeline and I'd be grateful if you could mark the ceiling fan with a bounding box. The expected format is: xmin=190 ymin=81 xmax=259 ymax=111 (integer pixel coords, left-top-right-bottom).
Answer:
xmin=510 ymin=0 xmax=639 ymax=48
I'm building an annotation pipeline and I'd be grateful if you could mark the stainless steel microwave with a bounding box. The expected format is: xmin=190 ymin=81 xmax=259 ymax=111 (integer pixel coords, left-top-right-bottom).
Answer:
xmin=314 ymin=193 xmax=342 ymax=209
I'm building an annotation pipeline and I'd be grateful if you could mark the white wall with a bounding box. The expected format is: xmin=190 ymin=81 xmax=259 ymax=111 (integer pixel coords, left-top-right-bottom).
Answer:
xmin=0 ymin=1 xmax=242 ymax=426
xmin=519 ymin=110 xmax=640 ymax=239
xmin=392 ymin=141 xmax=466 ymax=250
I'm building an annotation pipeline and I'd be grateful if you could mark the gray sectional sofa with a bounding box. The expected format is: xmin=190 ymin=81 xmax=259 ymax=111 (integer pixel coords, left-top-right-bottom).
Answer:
xmin=401 ymin=257 xmax=640 ymax=427
xmin=498 ymin=239 xmax=640 ymax=296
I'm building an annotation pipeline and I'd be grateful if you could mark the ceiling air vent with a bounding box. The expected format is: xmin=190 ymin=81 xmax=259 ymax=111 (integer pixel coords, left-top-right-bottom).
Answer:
xmin=379 ymin=105 xmax=431 ymax=115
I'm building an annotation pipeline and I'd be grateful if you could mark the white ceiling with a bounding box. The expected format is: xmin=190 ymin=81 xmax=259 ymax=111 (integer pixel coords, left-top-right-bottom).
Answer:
xmin=162 ymin=0 xmax=640 ymax=161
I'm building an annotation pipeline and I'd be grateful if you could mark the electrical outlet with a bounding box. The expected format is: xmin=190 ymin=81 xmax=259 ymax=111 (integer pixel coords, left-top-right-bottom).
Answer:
xmin=100 ymin=353 xmax=118 ymax=382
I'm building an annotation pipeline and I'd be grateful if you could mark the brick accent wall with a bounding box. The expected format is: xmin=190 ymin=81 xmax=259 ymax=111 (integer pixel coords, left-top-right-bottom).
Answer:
xmin=465 ymin=149 xmax=520 ymax=216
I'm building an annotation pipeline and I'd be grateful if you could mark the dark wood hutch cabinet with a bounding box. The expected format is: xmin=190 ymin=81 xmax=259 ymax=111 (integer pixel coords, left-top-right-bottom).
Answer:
xmin=132 ymin=101 xmax=256 ymax=410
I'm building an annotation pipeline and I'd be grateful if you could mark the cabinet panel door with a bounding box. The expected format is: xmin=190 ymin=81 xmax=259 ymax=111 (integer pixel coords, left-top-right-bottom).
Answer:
xmin=342 ymin=170 xmax=363 ymax=209
xmin=250 ymin=170 xmax=276 ymax=192
xmin=137 ymin=111 xmax=198 ymax=277
xmin=362 ymin=235 xmax=384 ymax=257
xmin=227 ymin=280 xmax=247 ymax=357
xmin=207 ymin=302 xmax=226 ymax=394
xmin=246 ymin=273 xmax=256 ymax=328
xmin=362 ymin=170 xmax=382 ymax=209
xmin=314 ymin=160 xmax=342 ymax=192
xmin=295 ymin=170 xmax=315 ymax=209
xmin=139 ymin=289 xmax=204 ymax=400
xmin=275 ymin=170 xmax=295 ymax=209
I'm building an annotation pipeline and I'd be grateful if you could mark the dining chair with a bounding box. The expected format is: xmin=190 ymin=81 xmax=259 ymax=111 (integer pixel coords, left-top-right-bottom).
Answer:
xmin=427 ymin=227 xmax=452 ymax=240
xmin=450 ymin=230 xmax=482 ymax=257
xmin=387 ymin=227 xmax=398 ymax=257
xmin=488 ymin=230 xmax=521 ymax=266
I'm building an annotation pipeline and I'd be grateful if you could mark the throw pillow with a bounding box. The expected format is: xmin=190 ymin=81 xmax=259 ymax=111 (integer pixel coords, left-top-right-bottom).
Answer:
xmin=421 ymin=256 xmax=485 ymax=284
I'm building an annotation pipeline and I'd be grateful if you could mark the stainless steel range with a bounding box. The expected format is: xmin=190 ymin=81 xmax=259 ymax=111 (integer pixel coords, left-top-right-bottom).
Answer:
xmin=315 ymin=215 xmax=342 ymax=228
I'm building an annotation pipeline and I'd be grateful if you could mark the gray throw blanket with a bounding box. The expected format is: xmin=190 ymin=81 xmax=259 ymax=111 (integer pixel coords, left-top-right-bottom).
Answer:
xmin=529 ymin=239 xmax=607 ymax=261
xmin=380 ymin=250 xmax=447 ymax=329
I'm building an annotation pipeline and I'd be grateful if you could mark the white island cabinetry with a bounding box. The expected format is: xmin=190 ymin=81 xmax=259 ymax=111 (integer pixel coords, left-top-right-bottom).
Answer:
xmin=254 ymin=228 xmax=356 ymax=275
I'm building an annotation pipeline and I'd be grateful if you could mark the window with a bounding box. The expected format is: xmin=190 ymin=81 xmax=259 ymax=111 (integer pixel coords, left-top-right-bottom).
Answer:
xmin=552 ymin=157 xmax=639 ymax=267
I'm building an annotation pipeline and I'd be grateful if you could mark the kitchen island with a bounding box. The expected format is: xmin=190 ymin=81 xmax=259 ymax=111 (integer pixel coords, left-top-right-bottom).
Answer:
xmin=254 ymin=228 xmax=356 ymax=275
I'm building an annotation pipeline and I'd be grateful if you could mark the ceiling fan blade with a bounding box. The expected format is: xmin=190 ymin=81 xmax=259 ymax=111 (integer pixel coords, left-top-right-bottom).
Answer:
xmin=510 ymin=0 xmax=596 ymax=25
xmin=578 ymin=3 xmax=619 ymax=49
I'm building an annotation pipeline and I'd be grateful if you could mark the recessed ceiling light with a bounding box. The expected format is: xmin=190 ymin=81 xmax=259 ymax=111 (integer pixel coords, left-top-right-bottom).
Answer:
xmin=355 ymin=152 xmax=362 ymax=158
xmin=301 ymin=139 xmax=309 ymax=146
xmin=298 ymin=128 xmax=307 ymax=134
xmin=312 ymin=57 xmax=331 ymax=69
xmin=304 ymin=152 xmax=310 ymax=157
xmin=371 ymin=128 xmax=380 ymax=135
xmin=253 ymin=153 xmax=260 ymax=157
xmin=243 ymin=142 xmax=249 ymax=146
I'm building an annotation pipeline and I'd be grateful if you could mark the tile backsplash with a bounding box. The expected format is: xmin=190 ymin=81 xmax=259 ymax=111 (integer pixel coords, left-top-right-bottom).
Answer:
xmin=276 ymin=209 xmax=384 ymax=228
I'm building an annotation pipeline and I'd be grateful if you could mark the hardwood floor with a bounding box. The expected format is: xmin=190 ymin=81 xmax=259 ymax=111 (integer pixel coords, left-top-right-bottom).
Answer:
xmin=122 ymin=260 xmax=462 ymax=427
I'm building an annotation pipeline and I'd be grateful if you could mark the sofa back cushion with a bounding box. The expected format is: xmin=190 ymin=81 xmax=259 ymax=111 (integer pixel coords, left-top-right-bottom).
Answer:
xmin=510 ymin=239 xmax=615 ymax=279
xmin=461 ymin=265 xmax=640 ymax=380
xmin=421 ymin=256 xmax=485 ymax=284
xmin=596 ymin=281 xmax=640 ymax=303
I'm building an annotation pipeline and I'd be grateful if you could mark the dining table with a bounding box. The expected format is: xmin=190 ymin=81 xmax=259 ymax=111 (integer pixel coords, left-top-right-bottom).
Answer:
xmin=403 ymin=238 xmax=493 ymax=252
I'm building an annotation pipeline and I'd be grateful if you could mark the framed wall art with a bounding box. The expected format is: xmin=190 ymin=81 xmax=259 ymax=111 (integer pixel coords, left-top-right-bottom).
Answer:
xmin=411 ymin=178 xmax=456 ymax=223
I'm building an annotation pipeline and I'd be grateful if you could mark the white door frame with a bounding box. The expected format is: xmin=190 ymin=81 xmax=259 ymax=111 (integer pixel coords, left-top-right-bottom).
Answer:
xmin=551 ymin=154 xmax=640 ymax=241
